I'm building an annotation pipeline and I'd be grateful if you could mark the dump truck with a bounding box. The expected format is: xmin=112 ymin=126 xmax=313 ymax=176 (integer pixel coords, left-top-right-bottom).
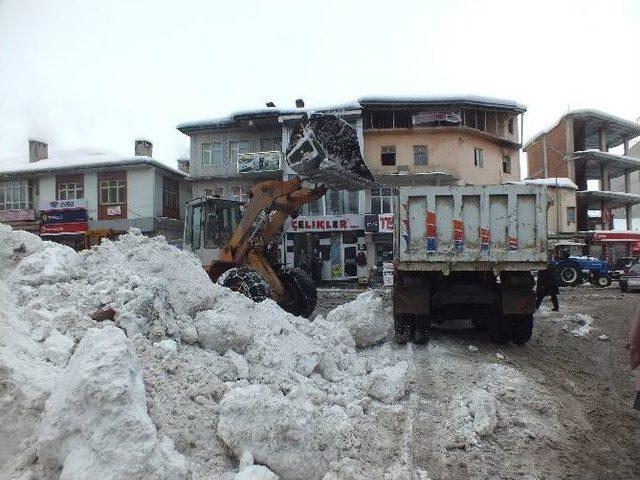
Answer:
xmin=392 ymin=184 xmax=548 ymax=345
xmin=183 ymin=113 xmax=375 ymax=318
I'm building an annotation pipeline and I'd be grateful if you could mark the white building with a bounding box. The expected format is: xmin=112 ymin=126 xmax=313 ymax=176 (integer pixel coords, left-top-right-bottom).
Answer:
xmin=0 ymin=140 xmax=189 ymax=248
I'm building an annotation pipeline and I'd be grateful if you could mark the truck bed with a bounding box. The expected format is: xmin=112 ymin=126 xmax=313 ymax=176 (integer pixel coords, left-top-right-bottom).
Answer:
xmin=394 ymin=184 xmax=548 ymax=273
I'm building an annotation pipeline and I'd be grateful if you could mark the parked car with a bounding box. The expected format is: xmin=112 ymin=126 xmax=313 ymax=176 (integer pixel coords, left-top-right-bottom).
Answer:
xmin=611 ymin=256 xmax=639 ymax=280
xmin=620 ymin=263 xmax=640 ymax=292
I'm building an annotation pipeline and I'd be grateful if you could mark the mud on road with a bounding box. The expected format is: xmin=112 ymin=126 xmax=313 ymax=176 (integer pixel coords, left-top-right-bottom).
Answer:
xmin=315 ymin=285 xmax=640 ymax=480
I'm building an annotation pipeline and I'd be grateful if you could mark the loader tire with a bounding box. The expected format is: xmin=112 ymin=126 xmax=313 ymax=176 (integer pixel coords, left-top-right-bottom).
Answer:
xmin=488 ymin=315 xmax=512 ymax=344
xmin=279 ymin=267 xmax=317 ymax=318
xmin=510 ymin=314 xmax=534 ymax=345
xmin=217 ymin=267 xmax=271 ymax=303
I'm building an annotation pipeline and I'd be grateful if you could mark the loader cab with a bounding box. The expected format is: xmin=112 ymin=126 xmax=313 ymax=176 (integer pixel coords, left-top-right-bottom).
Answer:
xmin=184 ymin=196 xmax=243 ymax=267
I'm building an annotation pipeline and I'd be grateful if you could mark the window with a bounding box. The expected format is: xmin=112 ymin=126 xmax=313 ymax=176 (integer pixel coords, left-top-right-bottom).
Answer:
xmin=163 ymin=180 xmax=178 ymax=210
xmin=324 ymin=190 xmax=360 ymax=215
xmin=300 ymin=198 xmax=323 ymax=216
xmin=204 ymin=188 xmax=223 ymax=197
xmin=57 ymin=182 xmax=84 ymax=200
xmin=0 ymin=180 xmax=31 ymax=210
xmin=502 ymin=155 xmax=512 ymax=174
xmin=229 ymin=140 xmax=250 ymax=160
xmin=567 ymin=207 xmax=576 ymax=225
xmin=381 ymin=145 xmax=396 ymax=166
xmin=232 ymin=186 xmax=251 ymax=202
xmin=508 ymin=117 xmax=514 ymax=134
xmin=413 ymin=145 xmax=428 ymax=166
xmin=371 ymin=187 xmax=393 ymax=214
xmin=202 ymin=142 xmax=222 ymax=167
xmin=99 ymin=179 xmax=126 ymax=205
xmin=260 ymin=138 xmax=282 ymax=152
xmin=474 ymin=148 xmax=484 ymax=168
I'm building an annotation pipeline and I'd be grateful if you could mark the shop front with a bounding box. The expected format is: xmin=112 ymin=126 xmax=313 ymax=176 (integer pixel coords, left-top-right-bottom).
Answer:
xmin=284 ymin=214 xmax=367 ymax=282
xmin=364 ymin=212 xmax=394 ymax=279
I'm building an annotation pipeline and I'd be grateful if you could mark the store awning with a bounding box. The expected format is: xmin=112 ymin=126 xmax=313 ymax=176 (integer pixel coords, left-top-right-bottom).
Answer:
xmin=570 ymin=150 xmax=640 ymax=180
xmin=577 ymin=190 xmax=640 ymax=209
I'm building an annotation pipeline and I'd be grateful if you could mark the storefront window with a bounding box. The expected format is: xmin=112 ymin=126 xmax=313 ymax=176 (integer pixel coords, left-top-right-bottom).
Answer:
xmin=300 ymin=197 xmax=323 ymax=216
xmin=325 ymin=190 xmax=360 ymax=215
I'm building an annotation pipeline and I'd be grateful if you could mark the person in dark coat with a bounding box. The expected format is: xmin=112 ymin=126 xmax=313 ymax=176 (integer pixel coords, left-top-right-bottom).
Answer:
xmin=536 ymin=265 xmax=560 ymax=311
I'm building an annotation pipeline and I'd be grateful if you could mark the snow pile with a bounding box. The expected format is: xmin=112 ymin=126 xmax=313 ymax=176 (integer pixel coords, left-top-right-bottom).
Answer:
xmin=38 ymin=326 xmax=187 ymax=479
xmin=0 ymin=225 xmax=407 ymax=479
xmin=562 ymin=313 xmax=594 ymax=337
xmin=324 ymin=290 xmax=389 ymax=347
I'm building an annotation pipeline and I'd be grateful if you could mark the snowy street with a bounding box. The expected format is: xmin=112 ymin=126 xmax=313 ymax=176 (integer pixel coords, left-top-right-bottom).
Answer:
xmin=314 ymin=287 xmax=640 ymax=479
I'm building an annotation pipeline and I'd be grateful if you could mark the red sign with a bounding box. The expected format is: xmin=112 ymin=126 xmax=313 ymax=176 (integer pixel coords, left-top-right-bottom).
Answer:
xmin=379 ymin=214 xmax=394 ymax=233
xmin=0 ymin=209 xmax=36 ymax=222
xmin=40 ymin=222 xmax=87 ymax=235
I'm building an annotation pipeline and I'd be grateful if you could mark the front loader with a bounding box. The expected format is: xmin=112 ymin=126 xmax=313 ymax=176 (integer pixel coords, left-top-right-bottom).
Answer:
xmin=183 ymin=113 xmax=375 ymax=318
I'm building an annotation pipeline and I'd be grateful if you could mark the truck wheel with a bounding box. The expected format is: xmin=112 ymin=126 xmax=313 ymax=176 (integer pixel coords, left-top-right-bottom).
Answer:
xmin=394 ymin=314 xmax=412 ymax=344
xmin=488 ymin=315 xmax=512 ymax=344
xmin=413 ymin=314 xmax=431 ymax=345
xmin=217 ymin=267 xmax=271 ymax=303
xmin=596 ymin=275 xmax=612 ymax=288
xmin=511 ymin=314 xmax=534 ymax=345
xmin=557 ymin=261 xmax=581 ymax=286
xmin=279 ymin=267 xmax=317 ymax=318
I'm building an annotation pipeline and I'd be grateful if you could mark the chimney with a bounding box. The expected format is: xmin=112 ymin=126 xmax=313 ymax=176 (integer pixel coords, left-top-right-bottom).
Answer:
xmin=177 ymin=159 xmax=190 ymax=174
xmin=295 ymin=98 xmax=305 ymax=108
xmin=266 ymin=101 xmax=276 ymax=108
xmin=134 ymin=138 xmax=153 ymax=157
xmin=28 ymin=139 xmax=48 ymax=163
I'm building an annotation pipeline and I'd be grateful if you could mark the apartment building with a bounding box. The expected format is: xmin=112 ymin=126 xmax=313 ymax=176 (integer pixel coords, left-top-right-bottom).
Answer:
xmin=0 ymin=139 xmax=189 ymax=248
xmin=358 ymin=95 xmax=527 ymax=272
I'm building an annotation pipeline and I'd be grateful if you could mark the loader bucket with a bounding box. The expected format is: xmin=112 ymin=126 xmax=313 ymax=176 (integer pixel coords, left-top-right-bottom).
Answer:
xmin=285 ymin=113 xmax=376 ymax=190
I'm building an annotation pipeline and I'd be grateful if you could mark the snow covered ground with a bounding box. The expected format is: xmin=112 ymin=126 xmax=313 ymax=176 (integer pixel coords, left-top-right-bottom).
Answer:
xmin=1 ymin=225 xmax=639 ymax=479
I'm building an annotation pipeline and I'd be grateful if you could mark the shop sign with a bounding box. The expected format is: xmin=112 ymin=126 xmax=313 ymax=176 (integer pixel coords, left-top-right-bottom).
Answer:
xmin=330 ymin=234 xmax=342 ymax=278
xmin=379 ymin=213 xmax=394 ymax=233
xmin=412 ymin=110 xmax=461 ymax=126
xmin=39 ymin=198 xmax=88 ymax=236
xmin=289 ymin=214 xmax=364 ymax=232
xmin=39 ymin=199 xmax=88 ymax=211
xmin=107 ymin=205 xmax=122 ymax=216
xmin=365 ymin=213 xmax=394 ymax=233
xmin=41 ymin=222 xmax=87 ymax=235
xmin=238 ymin=151 xmax=282 ymax=173
xmin=382 ymin=262 xmax=394 ymax=286
xmin=0 ymin=209 xmax=35 ymax=222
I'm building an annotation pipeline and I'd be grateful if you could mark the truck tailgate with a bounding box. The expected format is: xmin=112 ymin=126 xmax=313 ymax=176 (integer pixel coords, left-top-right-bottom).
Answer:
xmin=395 ymin=184 xmax=547 ymax=272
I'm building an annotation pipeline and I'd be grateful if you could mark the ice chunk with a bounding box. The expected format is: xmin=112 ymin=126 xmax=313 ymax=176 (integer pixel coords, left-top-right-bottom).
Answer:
xmin=325 ymin=290 xmax=388 ymax=347
xmin=469 ymin=389 xmax=498 ymax=437
xmin=195 ymin=310 xmax=254 ymax=354
xmin=43 ymin=330 xmax=74 ymax=367
xmin=236 ymin=465 xmax=279 ymax=480
xmin=367 ymin=361 xmax=409 ymax=404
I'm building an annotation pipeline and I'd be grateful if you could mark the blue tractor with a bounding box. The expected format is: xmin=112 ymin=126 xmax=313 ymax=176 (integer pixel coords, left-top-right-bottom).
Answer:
xmin=551 ymin=242 xmax=612 ymax=287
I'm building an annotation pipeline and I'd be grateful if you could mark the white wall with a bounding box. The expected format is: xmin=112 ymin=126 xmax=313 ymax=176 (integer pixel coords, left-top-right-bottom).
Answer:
xmin=84 ymin=171 xmax=98 ymax=221
xmin=127 ymin=168 xmax=155 ymax=218
xmin=38 ymin=177 xmax=56 ymax=205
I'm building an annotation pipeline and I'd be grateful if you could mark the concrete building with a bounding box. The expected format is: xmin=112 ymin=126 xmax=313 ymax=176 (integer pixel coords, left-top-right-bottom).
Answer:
xmin=358 ymin=96 xmax=527 ymax=274
xmin=177 ymin=95 xmax=529 ymax=283
xmin=0 ymin=140 xmax=189 ymax=247
xmin=524 ymin=110 xmax=640 ymax=232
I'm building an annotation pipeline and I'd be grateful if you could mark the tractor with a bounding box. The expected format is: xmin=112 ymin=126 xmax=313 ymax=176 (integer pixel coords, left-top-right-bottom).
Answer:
xmin=183 ymin=113 xmax=375 ymax=317
xmin=551 ymin=242 xmax=612 ymax=287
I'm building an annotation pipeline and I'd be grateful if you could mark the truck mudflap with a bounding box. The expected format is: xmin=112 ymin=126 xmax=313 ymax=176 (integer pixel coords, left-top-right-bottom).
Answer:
xmin=393 ymin=284 xmax=431 ymax=315
xmin=501 ymin=287 xmax=536 ymax=315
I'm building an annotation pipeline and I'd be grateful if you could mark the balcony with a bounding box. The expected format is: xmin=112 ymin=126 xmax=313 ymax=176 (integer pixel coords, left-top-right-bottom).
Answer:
xmin=236 ymin=150 xmax=283 ymax=178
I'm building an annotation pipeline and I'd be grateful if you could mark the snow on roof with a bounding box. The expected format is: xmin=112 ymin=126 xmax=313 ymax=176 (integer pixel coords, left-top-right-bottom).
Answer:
xmin=358 ymin=95 xmax=526 ymax=112
xmin=177 ymin=102 xmax=362 ymax=132
xmin=522 ymin=178 xmax=578 ymax=190
xmin=523 ymin=109 xmax=640 ymax=150
xmin=0 ymin=148 xmax=186 ymax=177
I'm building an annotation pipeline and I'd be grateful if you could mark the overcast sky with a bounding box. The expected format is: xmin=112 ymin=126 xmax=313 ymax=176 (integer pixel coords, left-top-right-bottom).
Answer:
xmin=1 ymin=0 xmax=639 ymax=175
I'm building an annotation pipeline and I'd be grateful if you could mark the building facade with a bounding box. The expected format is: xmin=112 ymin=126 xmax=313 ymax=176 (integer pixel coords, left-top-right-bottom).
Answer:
xmin=524 ymin=110 xmax=640 ymax=232
xmin=0 ymin=140 xmax=189 ymax=247
xmin=177 ymin=95 xmax=529 ymax=283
